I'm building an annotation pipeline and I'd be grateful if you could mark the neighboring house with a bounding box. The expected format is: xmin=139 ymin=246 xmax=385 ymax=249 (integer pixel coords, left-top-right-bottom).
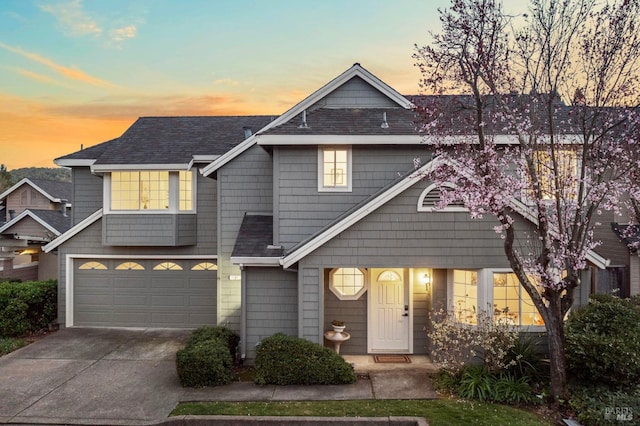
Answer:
xmin=44 ymin=64 xmax=628 ymax=362
xmin=0 ymin=178 xmax=71 ymax=281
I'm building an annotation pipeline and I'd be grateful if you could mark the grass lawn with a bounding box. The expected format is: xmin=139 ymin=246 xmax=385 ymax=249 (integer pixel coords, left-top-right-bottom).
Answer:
xmin=0 ymin=337 xmax=27 ymax=356
xmin=172 ymin=399 xmax=551 ymax=426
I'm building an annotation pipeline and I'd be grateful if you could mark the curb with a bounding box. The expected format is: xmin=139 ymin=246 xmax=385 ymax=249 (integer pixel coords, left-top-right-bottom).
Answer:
xmin=154 ymin=415 xmax=429 ymax=425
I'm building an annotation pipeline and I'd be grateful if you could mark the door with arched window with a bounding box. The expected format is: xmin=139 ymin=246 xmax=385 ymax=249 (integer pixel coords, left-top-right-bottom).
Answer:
xmin=368 ymin=268 xmax=410 ymax=353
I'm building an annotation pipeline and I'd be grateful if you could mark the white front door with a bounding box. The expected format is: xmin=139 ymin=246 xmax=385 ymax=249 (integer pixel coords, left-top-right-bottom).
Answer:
xmin=369 ymin=268 xmax=411 ymax=353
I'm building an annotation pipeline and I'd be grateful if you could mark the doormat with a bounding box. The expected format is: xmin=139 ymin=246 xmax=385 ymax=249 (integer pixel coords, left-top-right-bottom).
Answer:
xmin=373 ymin=355 xmax=411 ymax=363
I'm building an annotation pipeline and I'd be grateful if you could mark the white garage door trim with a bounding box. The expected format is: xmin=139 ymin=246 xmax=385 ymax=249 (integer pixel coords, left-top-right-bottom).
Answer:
xmin=65 ymin=254 xmax=217 ymax=327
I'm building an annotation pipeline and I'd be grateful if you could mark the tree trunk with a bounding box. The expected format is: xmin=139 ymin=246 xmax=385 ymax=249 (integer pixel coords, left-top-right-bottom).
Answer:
xmin=546 ymin=310 xmax=569 ymax=403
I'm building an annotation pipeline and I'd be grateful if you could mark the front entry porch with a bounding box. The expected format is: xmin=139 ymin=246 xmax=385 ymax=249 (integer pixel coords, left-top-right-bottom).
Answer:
xmin=323 ymin=267 xmax=434 ymax=356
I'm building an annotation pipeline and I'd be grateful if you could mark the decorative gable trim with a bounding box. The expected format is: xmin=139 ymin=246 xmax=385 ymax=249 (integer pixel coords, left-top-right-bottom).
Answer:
xmin=43 ymin=209 xmax=103 ymax=252
xmin=202 ymin=63 xmax=413 ymax=177
xmin=417 ymin=183 xmax=468 ymax=212
xmin=0 ymin=178 xmax=63 ymax=203
xmin=0 ymin=209 xmax=61 ymax=237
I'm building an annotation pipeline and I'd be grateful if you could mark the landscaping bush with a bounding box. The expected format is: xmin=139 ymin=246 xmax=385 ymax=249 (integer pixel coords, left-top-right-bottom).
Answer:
xmin=185 ymin=325 xmax=239 ymax=362
xmin=565 ymin=294 xmax=640 ymax=387
xmin=254 ymin=333 xmax=356 ymax=385
xmin=569 ymin=384 xmax=640 ymax=426
xmin=176 ymin=339 xmax=234 ymax=387
xmin=457 ymin=365 xmax=494 ymax=401
xmin=0 ymin=280 xmax=56 ymax=337
xmin=428 ymin=307 xmax=519 ymax=374
xmin=504 ymin=335 xmax=548 ymax=384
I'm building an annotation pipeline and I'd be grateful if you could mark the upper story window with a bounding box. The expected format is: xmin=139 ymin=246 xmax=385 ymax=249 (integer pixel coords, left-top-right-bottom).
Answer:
xmin=318 ymin=147 xmax=352 ymax=192
xmin=525 ymin=149 xmax=578 ymax=202
xmin=108 ymin=170 xmax=194 ymax=212
xmin=20 ymin=188 xmax=38 ymax=205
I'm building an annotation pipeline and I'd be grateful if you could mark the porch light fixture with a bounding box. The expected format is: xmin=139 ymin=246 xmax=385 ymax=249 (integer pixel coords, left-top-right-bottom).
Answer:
xmin=422 ymin=270 xmax=432 ymax=293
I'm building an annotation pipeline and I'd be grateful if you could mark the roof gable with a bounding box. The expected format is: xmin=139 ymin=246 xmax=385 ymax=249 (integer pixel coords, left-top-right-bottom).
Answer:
xmin=0 ymin=208 xmax=70 ymax=238
xmin=0 ymin=178 xmax=71 ymax=203
xmin=202 ymin=63 xmax=413 ymax=176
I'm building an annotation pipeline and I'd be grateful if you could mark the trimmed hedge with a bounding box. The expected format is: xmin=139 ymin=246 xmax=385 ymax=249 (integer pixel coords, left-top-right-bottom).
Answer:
xmin=0 ymin=280 xmax=56 ymax=337
xmin=185 ymin=325 xmax=239 ymax=362
xmin=565 ymin=294 xmax=640 ymax=387
xmin=175 ymin=325 xmax=239 ymax=387
xmin=254 ymin=333 xmax=356 ymax=385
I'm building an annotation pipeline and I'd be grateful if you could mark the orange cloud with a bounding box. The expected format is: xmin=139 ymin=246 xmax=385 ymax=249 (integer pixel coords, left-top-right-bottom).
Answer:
xmin=0 ymin=42 xmax=117 ymax=88
xmin=9 ymin=67 xmax=71 ymax=88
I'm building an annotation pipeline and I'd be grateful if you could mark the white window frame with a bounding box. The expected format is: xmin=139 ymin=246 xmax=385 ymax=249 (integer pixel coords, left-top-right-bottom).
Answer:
xmin=318 ymin=146 xmax=352 ymax=193
xmin=521 ymin=148 xmax=580 ymax=205
xmin=447 ymin=268 xmax=545 ymax=331
xmin=104 ymin=170 xmax=196 ymax=214
xmin=329 ymin=267 xmax=367 ymax=300
xmin=417 ymin=183 xmax=468 ymax=212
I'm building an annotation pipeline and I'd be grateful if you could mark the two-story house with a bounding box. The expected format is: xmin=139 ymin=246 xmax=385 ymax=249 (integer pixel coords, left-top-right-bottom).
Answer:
xmin=0 ymin=178 xmax=71 ymax=281
xmin=44 ymin=64 xmax=626 ymax=362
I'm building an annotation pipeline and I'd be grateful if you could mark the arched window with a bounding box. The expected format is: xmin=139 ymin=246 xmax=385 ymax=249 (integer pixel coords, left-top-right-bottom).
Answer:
xmin=78 ymin=261 xmax=107 ymax=270
xmin=115 ymin=262 xmax=145 ymax=270
xmin=417 ymin=183 xmax=467 ymax=212
xmin=191 ymin=262 xmax=217 ymax=271
xmin=377 ymin=270 xmax=401 ymax=282
xmin=329 ymin=267 xmax=367 ymax=300
xmin=153 ymin=261 xmax=183 ymax=271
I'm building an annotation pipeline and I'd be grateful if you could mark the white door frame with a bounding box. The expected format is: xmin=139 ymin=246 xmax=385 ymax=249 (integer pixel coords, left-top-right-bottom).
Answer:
xmin=367 ymin=268 xmax=413 ymax=353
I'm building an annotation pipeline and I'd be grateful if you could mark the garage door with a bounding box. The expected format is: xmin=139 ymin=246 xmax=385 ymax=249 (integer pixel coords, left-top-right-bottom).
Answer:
xmin=73 ymin=259 xmax=217 ymax=328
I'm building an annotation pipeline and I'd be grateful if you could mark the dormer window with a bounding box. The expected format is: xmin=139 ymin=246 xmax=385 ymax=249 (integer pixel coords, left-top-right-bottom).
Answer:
xmin=107 ymin=170 xmax=195 ymax=212
xmin=318 ymin=146 xmax=352 ymax=192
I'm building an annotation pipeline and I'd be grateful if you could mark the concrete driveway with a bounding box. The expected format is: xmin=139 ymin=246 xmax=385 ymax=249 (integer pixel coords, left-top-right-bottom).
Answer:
xmin=0 ymin=328 xmax=190 ymax=425
xmin=0 ymin=328 xmax=436 ymax=425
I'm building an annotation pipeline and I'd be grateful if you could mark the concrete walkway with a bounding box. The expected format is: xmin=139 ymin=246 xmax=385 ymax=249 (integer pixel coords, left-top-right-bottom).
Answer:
xmin=0 ymin=328 xmax=437 ymax=425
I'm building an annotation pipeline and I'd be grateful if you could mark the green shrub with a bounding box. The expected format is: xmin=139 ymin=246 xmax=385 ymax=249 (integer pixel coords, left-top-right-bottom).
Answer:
xmin=457 ymin=365 xmax=494 ymax=401
xmin=254 ymin=333 xmax=356 ymax=385
xmin=432 ymin=368 xmax=460 ymax=393
xmin=186 ymin=325 xmax=239 ymax=361
xmin=569 ymin=384 xmax=640 ymax=426
xmin=493 ymin=372 xmax=537 ymax=405
xmin=176 ymin=339 xmax=234 ymax=387
xmin=504 ymin=335 xmax=548 ymax=384
xmin=0 ymin=280 xmax=56 ymax=337
xmin=565 ymin=294 xmax=640 ymax=387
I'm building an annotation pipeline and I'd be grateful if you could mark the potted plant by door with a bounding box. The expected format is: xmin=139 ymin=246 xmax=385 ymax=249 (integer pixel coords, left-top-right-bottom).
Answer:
xmin=331 ymin=320 xmax=346 ymax=334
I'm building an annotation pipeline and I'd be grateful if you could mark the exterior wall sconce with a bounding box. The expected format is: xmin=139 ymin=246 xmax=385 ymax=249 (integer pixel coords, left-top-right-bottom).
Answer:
xmin=422 ymin=270 xmax=432 ymax=293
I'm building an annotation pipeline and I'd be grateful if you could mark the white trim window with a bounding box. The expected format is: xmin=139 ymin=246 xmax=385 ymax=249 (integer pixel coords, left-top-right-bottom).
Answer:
xmin=524 ymin=149 xmax=578 ymax=203
xmin=417 ymin=183 xmax=467 ymax=212
xmin=318 ymin=146 xmax=352 ymax=192
xmin=330 ymin=267 xmax=367 ymax=300
xmin=107 ymin=170 xmax=195 ymax=213
xmin=447 ymin=268 xmax=545 ymax=330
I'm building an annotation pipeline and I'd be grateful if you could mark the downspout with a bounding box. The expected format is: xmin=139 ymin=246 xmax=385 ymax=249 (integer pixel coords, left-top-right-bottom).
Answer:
xmin=240 ymin=264 xmax=247 ymax=363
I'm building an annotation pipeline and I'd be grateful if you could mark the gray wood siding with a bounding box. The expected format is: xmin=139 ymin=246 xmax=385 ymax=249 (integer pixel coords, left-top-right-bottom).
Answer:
xmin=245 ymin=267 xmax=298 ymax=360
xmin=312 ymin=77 xmax=399 ymax=109
xmin=72 ymin=167 xmax=103 ymax=225
xmin=5 ymin=183 xmax=56 ymax=220
xmin=323 ymin=268 xmax=366 ymax=354
xmin=102 ymin=213 xmax=196 ymax=246
xmin=276 ymin=146 xmax=428 ymax=249
xmin=300 ymin=184 xmax=514 ymax=268
xmin=217 ymin=145 xmax=273 ymax=330
xmin=3 ymin=216 xmax=55 ymax=239
xmin=301 ymin=267 xmax=321 ymax=343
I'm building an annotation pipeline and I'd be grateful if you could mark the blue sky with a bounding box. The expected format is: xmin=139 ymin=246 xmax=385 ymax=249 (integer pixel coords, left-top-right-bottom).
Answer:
xmin=0 ymin=0 xmax=526 ymax=169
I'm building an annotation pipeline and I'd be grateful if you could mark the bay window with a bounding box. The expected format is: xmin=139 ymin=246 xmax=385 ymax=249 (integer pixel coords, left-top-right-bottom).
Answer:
xmin=109 ymin=170 xmax=194 ymax=212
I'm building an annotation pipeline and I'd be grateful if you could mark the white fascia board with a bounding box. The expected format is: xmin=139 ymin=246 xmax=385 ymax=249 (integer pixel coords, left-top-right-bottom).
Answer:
xmin=281 ymin=161 xmax=435 ymax=268
xmin=257 ymin=135 xmax=424 ymax=145
xmin=0 ymin=178 xmax=60 ymax=203
xmin=202 ymin=64 xmax=414 ymax=176
xmin=230 ymin=256 xmax=282 ymax=266
xmin=55 ymin=159 xmax=96 ymax=167
xmin=91 ymin=163 xmax=190 ymax=172
xmin=44 ymin=208 xmax=103 ymax=253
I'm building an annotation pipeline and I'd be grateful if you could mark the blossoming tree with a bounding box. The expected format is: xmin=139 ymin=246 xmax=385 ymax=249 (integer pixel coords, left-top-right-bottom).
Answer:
xmin=414 ymin=0 xmax=640 ymax=402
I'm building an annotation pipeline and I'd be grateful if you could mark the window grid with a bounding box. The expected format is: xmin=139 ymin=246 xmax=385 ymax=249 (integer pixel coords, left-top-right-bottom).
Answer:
xmin=330 ymin=267 xmax=366 ymax=299
xmin=493 ymin=273 xmax=543 ymax=326
xmin=153 ymin=261 xmax=183 ymax=271
xmin=111 ymin=171 xmax=169 ymax=211
xmin=323 ymin=149 xmax=348 ymax=188
xmin=452 ymin=270 xmax=478 ymax=324
xmin=179 ymin=171 xmax=193 ymax=211
xmin=191 ymin=262 xmax=217 ymax=271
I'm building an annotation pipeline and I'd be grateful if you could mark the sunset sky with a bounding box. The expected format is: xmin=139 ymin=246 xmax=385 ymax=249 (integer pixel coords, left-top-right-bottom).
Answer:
xmin=0 ymin=0 xmax=527 ymax=170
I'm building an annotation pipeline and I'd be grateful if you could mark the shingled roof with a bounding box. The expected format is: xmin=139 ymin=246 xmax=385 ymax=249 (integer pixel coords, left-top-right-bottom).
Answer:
xmin=260 ymin=108 xmax=420 ymax=136
xmin=231 ymin=213 xmax=283 ymax=259
xmin=29 ymin=179 xmax=72 ymax=202
xmin=57 ymin=116 xmax=274 ymax=165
